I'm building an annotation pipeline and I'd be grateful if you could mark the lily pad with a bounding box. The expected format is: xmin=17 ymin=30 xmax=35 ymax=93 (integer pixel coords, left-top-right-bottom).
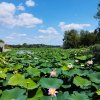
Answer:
xmin=27 ymin=67 xmax=40 ymax=77
xmin=88 ymin=72 xmax=100 ymax=84
xmin=8 ymin=74 xmax=25 ymax=86
xmin=73 ymin=76 xmax=91 ymax=89
xmin=23 ymin=78 xmax=38 ymax=90
xmin=39 ymin=78 xmax=63 ymax=89
xmin=0 ymin=87 xmax=27 ymax=100
xmin=96 ymin=89 xmax=100 ymax=95
xmin=8 ymin=74 xmax=38 ymax=90
xmin=68 ymin=92 xmax=89 ymax=100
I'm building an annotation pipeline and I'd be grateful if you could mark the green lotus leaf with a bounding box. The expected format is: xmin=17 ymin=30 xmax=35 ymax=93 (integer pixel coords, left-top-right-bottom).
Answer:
xmin=8 ymin=74 xmax=25 ymax=86
xmin=8 ymin=74 xmax=38 ymax=90
xmin=40 ymin=68 xmax=51 ymax=74
xmin=0 ymin=87 xmax=27 ymax=100
xmin=96 ymin=89 xmax=100 ymax=95
xmin=62 ymin=69 xmax=90 ymax=78
xmin=23 ymin=78 xmax=38 ymax=90
xmin=28 ymin=88 xmax=43 ymax=100
xmin=93 ymin=65 xmax=100 ymax=71
xmin=62 ymin=84 xmax=71 ymax=89
xmin=13 ymin=64 xmax=23 ymax=70
xmin=56 ymin=92 xmax=70 ymax=100
xmin=0 ymin=90 xmax=2 ymax=95
xmin=0 ymin=72 xmax=6 ymax=79
xmin=68 ymin=92 xmax=89 ymax=100
xmin=92 ymin=83 xmax=100 ymax=89
xmin=0 ymin=68 xmax=8 ymax=73
xmin=61 ymin=66 xmax=69 ymax=71
xmin=41 ymin=96 xmax=57 ymax=100
xmin=27 ymin=67 xmax=40 ymax=77
xmin=75 ymin=56 xmax=87 ymax=61
xmin=39 ymin=78 xmax=63 ymax=89
xmin=80 ymin=91 xmax=94 ymax=97
xmin=73 ymin=76 xmax=91 ymax=89
xmin=88 ymin=72 xmax=100 ymax=84
xmin=0 ymin=68 xmax=7 ymax=79
xmin=3 ymin=73 xmax=13 ymax=86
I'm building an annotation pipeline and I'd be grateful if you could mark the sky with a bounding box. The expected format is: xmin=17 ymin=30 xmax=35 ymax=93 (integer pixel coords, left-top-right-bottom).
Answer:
xmin=0 ymin=0 xmax=99 ymax=45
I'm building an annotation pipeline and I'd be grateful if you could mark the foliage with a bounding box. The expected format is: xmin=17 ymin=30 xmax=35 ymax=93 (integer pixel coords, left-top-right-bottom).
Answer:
xmin=0 ymin=39 xmax=4 ymax=43
xmin=63 ymin=29 xmax=80 ymax=49
xmin=63 ymin=29 xmax=99 ymax=49
xmin=0 ymin=48 xmax=99 ymax=99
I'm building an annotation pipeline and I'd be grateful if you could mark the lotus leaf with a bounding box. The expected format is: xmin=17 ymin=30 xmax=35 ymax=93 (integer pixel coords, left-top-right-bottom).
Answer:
xmin=0 ymin=87 xmax=27 ymax=100
xmin=39 ymin=78 xmax=63 ymax=89
xmin=73 ymin=76 xmax=91 ymax=89
xmin=88 ymin=72 xmax=100 ymax=84
xmin=68 ymin=92 xmax=89 ymax=100
xmin=27 ymin=67 xmax=40 ymax=77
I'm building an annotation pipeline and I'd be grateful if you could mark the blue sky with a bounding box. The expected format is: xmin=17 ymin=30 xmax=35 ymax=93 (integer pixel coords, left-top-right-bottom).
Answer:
xmin=0 ymin=0 xmax=99 ymax=45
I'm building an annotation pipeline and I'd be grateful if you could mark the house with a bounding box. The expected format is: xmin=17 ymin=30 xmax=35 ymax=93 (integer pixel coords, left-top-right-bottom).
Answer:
xmin=0 ymin=41 xmax=4 ymax=52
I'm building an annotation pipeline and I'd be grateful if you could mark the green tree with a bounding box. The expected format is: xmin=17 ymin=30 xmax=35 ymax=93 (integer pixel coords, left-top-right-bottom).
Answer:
xmin=80 ymin=30 xmax=96 ymax=46
xmin=94 ymin=1 xmax=100 ymax=44
xmin=63 ymin=29 xmax=80 ymax=49
xmin=0 ymin=39 xmax=4 ymax=43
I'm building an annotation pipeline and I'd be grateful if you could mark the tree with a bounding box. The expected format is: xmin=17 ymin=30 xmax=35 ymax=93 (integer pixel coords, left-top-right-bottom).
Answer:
xmin=63 ymin=29 xmax=80 ymax=49
xmin=94 ymin=1 xmax=100 ymax=44
xmin=80 ymin=30 xmax=96 ymax=46
xmin=0 ymin=39 xmax=4 ymax=43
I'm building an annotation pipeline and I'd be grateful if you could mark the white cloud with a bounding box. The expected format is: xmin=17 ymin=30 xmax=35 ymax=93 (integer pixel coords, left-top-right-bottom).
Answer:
xmin=36 ymin=27 xmax=63 ymax=45
xmin=38 ymin=27 xmax=59 ymax=35
xmin=16 ymin=13 xmax=43 ymax=28
xmin=17 ymin=4 xmax=25 ymax=11
xmin=0 ymin=2 xmax=16 ymax=17
xmin=59 ymin=22 xmax=91 ymax=31
xmin=5 ymin=33 xmax=27 ymax=39
xmin=4 ymin=28 xmax=63 ymax=45
xmin=38 ymin=27 xmax=61 ymax=40
xmin=25 ymin=0 xmax=35 ymax=7
xmin=0 ymin=2 xmax=43 ymax=28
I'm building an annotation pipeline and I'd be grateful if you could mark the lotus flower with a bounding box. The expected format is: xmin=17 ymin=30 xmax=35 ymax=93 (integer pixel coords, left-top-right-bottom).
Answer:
xmin=50 ymin=69 xmax=56 ymax=77
xmin=67 ymin=63 xmax=73 ymax=68
xmin=75 ymin=59 xmax=79 ymax=63
xmin=48 ymin=88 xmax=58 ymax=96
xmin=87 ymin=60 xmax=93 ymax=65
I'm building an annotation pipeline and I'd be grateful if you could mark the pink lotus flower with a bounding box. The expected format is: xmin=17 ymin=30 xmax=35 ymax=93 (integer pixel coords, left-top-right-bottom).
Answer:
xmin=48 ymin=88 xmax=58 ymax=96
xmin=50 ymin=69 xmax=57 ymax=77
xmin=87 ymin=60 xmax=93 ymax=65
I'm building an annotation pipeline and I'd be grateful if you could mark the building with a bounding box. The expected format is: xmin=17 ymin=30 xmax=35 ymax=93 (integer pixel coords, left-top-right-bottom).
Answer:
xmin=0 ymin=41 xmax=4 ymax=52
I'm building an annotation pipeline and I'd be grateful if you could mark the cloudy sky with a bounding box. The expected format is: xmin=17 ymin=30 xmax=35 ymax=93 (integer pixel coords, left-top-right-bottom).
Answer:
xmin=0 ymin=0 xmax=99 ymax=45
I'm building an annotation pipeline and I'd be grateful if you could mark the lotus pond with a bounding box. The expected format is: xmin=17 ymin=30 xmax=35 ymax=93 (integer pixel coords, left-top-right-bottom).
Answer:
xmin=0 ymin=48 xmax=100 ymax=100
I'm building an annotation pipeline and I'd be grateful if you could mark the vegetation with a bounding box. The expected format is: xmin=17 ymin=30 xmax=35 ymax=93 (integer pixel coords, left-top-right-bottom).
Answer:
xmin=7 ymin=43 xmax=61 ymax=48
xmin=0 ymin=47 xmax=99 ymax=100
xmin=0 ymin=1 xmax=100 ymax=100
xmin=63 ymin=29 xmax=99 ymax=49
xmin=0 ymin=39 xmax=4 ymax=43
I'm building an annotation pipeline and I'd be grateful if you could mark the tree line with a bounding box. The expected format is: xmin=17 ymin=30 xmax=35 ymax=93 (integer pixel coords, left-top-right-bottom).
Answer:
xmin=63 ymin=29 xmax=100 ymax=49
xmin=7 ymin=43 xmax=61 ymax=48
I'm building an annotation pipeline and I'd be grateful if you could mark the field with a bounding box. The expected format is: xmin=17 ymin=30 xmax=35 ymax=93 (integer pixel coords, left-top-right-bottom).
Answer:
xmin=0 ymin=47 xmax=100 ymax=100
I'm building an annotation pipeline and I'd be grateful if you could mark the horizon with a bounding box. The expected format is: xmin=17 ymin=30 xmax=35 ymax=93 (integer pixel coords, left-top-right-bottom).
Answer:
xmin=0 ymin=0 xmax=99 ymax=45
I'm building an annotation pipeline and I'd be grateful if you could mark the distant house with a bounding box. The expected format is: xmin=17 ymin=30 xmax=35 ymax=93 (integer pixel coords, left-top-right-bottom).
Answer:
xmin=0 ymin=40 xmax=4 ymax=52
